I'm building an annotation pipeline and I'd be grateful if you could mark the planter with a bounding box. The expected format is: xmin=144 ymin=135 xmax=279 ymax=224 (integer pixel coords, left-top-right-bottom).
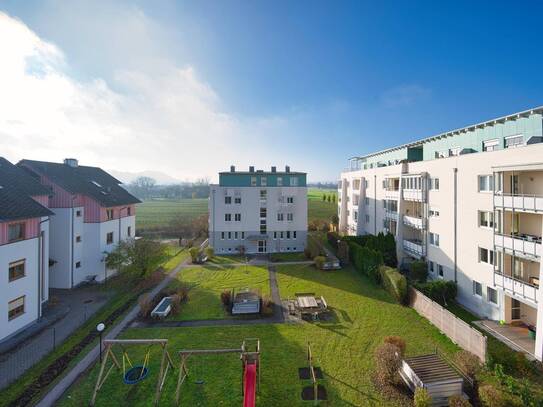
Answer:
xmin=528 ymin=326 xmax=536 ymax=340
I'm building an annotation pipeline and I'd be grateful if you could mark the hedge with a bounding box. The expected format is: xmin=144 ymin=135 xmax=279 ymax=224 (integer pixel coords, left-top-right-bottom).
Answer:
xmin=343 ymin=232 xmax=397 ymax=267
xmin=379 ymin=266 xmax=408 ymax=304
xmin=414 ymin=280 xmax=457 ymax=306
xmin=326 ymin=231 xmax=340 ymax=250
xmin=348 ymin=241 xmax=383 ymax=283
xmin=409 ymin=260 xmax=428 ymax=282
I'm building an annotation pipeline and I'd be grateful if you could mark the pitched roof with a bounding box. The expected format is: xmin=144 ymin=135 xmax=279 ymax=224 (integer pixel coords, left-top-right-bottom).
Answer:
xmin=19 ymin=159 xmax=141 ymax=207
xmin=0 ymin=158 xmax=54 ymax=222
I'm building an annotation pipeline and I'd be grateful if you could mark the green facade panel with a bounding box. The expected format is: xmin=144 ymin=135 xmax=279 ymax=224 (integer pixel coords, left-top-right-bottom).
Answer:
xmin=219 ymin=173 xmax=307 ymax=187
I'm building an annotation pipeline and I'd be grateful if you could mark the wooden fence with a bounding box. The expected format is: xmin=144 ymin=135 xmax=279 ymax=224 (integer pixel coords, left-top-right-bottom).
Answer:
xmin=409 ymin=288 xmax=487 ymax=362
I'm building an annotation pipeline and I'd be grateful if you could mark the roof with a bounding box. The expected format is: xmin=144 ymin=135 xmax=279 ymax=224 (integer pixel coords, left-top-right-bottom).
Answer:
xmin=19 ymin=160 xmax=141 ymax=207
xmin=0 ymin=158 xmax=53 ymax=222
xmin=219 ymin=171 xmax=306 ymax=176
xmin=404 ymin=354 xmax=462 ymax=384
xmin=353 ymin=105 xmax=543 ymax=160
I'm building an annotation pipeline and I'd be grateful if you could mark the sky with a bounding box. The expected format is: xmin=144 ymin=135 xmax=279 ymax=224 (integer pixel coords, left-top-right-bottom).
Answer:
xmin=1 ymin=1 xmax=542 ymax=183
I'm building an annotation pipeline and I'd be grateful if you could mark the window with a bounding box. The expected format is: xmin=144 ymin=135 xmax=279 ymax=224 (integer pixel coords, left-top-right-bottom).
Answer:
xmin=364 ymin=179 xmax=368 ymax=189
xmin=478 ymin=175 xmax=494 ymax=192
xmin=504 ymin=135 xmax=523 ymax=149
xmin=429 ymin=232 xmax=440 ymax=247
xmin=479 ymin=247 xmax=495 ymax=265
xmin=435 ymin=150 xmax=447 ymax=159
xmin=365 ymin=214 xmax=370 ymax=223
xmin=127 ymin=207 xmax=131 ymax=216
xmin=225 ymin=196 xmax=232 ymax=204
xmin=235 ymin=213 xmax=241 ymax=221
xmin=241 ymin=232 xmax=245 ymax=239
xmin=261 ymin=177 xmax=267 ymax=186
xmin=8 ymin=223 xmax=25 ymax=242
xmin=127 ymin=226 xmax=132 ymax=237
xmin=277 ymin=177 xmax=283 ymax=186
xmin=277 ymin=213 xmax=284 ymax=221
xmin=8 ymin=296 xmax=25 ymax=320
xmin=235 ymin=197 xmax=241 ymax=204
xmin=429 ymin=178 xmax=440 ymax=190
xmin=473 ymin=281 xmax=482 ymax=296
xmin=273 ymin=231 xmax=277 ymax=239
xmin=221 ymin=232 xmax=225 ymax=240
xmin=290 ymin=177 xmax=299 ymax=186
xmin=260 ymin=222 xmax=267 ymax=234
xmin=234 ymin=231 xmax=238 ymax=239
xmin=287 ymin=197 xmax=294 ymax=204
xmin=293 ymin=231 xmax=297 ymax=239
xmin=106 ymin=232 xmax=114 ymax=245
xmin=353 ymin=179 xmax=361 ymax=190
xmin=449 ymin=147 xmax=460 ymax=156
xmin=228 ymin=232 xmax=232 ymax=239
xmin=224 ymin=214 xmax=232 ymax=221
xmin=9 ymin=260 xmax=25 ymax=282
xmin=487 ymin=287 xmax=498 ymax=304
xmin=76 ymin=210 xmax=82 ymax=217
xmin=354 ymin=211 xmax=358 ymax=221
xmin=438 ymin=265 xmax=444 ymax=277
xmin=76 ymin=235 xmax=82 ymax=243
xmin=429 ymin=208 xmax=440 ymax=217
xmin=483 ymin=139 xmax=499 ymax=152
xmin=260 ymin=190 xmax=267 ymax=201
xmin=106 ymin=209 xmax=114 ymax=220
xmin=280 ymin=231 xmax=284 ymax=239
xmin=287 ymin=213 xmax=293 ymax=221
xmin=478 ymin=211 xmax=494 ymax=228
xmin=76 ymin=261 xmax=82 ymax=268
xmin=260 ymin=207 xmax=267 ymax=218
xmin=251 ymin=176 xmax=257 ymax=186
xmin=428 ymin=261 xmax=435 ymax=274
xmin=286 ymin=231 xmax=291 ymax=239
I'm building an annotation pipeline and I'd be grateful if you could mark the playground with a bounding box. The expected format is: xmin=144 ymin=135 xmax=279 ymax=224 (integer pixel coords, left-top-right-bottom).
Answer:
xmin=58 ymin=263 xmax=461 ymax=406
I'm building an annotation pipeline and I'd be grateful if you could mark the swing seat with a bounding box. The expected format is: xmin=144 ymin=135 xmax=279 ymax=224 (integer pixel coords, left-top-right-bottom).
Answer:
xmin=123 ymin=365 xmax=149 ymax=384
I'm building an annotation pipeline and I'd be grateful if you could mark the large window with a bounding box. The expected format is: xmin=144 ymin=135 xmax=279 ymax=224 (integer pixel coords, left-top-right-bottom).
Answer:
xmin=260 ymin=190 xmax=267 ymax=201
xmin=290 ymin=177 xmax=299 ymax=186
xmin=261 ymin=177 xmax=267 ymax=186
xmin=364 ymin=197 xmax=369 ymax=205
xmin=429 ymin=232 xmax=440 ymax=247
xmin=365 ymin=214 xmax=370 ymax=223
xmin=234 ymin=213 xmax=241 ymax=221
xmin=428 ymin=261 xmax=435 ymax=274
xmin=478 ymin=211 xmax=494 ymax=228
xmin=478 ymin=175 xmax=494 ymax=192
xmin=9 ymin=260 xmax=25 ymax=282
xmin=260 ymin=207 xmax=267 ymax=218
xmin=277 ymin=213 xmax=284 ymax=221
xmin=504 ymin=135 xmax=523 ymax=149
xmin=483 ymin=139 xmax=499 ymax=152
xmin=234 ymin=197 xmax=241 ymax=204
xmin=8 ymin=223 xmax=25 ymax=242
xmin=487 ymin=287 xmax=498 ymax=305
xmin=224 ymin=196 xmax=232 ymax=204
xmin=449 ymin=147 xmax=460 ymax=156
xmin=473 ymin=280 xmax=482 ymax=296
xmin=287 ymin=197 xmax=294 ymax=204
xmin=251 ymin=176 xmax=257 ymax=186
xmin=478 ymin=247 xmax=495 ymax=265
xmin=277 ymin=177 xmax=283 ymax=186
xmin=429 ymin=178 xmax=440 ymax=190
xmin=224 ymin=213 xmax=231 ymax=221
xmin=8 ymin=296 xmax=25 ymax=320
xmin=106 ymin=232 xmax=114 ymax=245
xmin=106 ymin=209 xmax=114 ymax=220
xmin=287 ymin=213 xmax=293 ymax=221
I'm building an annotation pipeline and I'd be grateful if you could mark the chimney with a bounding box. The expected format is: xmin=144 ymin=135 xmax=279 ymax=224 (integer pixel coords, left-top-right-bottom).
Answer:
xmin=64 ymin=158 xmax=78 ymax=168
xmin=249 ymin=166 xmax=255 ymax=173
xmin=271 ymin=166 xmax=276 ymax=173
xmin=230 ymin=165 xmax=236 ymax=172
xmin=285 ymin=165 xmax=290 ymax=173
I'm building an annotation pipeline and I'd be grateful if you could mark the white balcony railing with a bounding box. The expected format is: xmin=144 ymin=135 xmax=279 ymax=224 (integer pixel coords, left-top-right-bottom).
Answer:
xmin=403 ymin=189 xmax=425 ymax=202
xmin=403 ymin=239 xmax=425 ymax=258
xmin=403 ymin=215 xmax=426 ymax=229
xmin=385 ymin=210 xmax=399 ymax=222
xmin=494 ymin=233 xmax=542 ymax=259
xmin=494 ymin=271 xmax=539 ymax=305
xmin=494 ymin=193 xmax=543 ymax=213
xmin=385 ymin=189 xmax=400 ymax=200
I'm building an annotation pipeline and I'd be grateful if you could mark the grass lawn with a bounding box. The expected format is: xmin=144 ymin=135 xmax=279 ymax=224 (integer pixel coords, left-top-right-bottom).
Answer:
xmin=162 ymin=246 xmax=189 ymax=272
xmin=208 ymin=254 xmax=248 ymax=265
xmin=168 ymin=265 xmax=270 ymax=321
xmin=136 ymin=198 xmax=208 ymax=229
xmin=270 ymin=252 xmax=307 ymax=262
xmin=308 ymin=188 xmax=337 ymax=223
xmin=59 ymin=264 xmax=460 ymax=406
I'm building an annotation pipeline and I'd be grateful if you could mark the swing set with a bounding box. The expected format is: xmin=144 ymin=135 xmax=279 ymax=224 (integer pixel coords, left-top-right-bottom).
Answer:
xmin=90 ymin=339 xmax=175 ymax=406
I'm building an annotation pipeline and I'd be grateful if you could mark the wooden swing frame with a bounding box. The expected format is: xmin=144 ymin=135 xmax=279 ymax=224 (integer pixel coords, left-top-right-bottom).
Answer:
xmin=175 ymin=338 xmax=261 ymax=405
xmin=90 ymin=339 xmax=175 ymax=406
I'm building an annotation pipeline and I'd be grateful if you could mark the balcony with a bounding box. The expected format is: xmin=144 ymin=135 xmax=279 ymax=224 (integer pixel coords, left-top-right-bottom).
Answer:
xmin=494 ymin=193 xmax=543 ymax=213
xmin=403 ymin=215 xmax=426 ymax=230
xmin=402 ymin=189 xmax=425 ymax=202
xmin=403 ymin=239 xmax=425 ymax=259
xmin=385 ymin=189 xmax=400 ymax=200
xmin=385 ymin=210 xmax=399 ymax=222
xmin=494 ymin=233 xmax=542 ymax=259
xmin=493 ymin=271 xmax=539 ymax=305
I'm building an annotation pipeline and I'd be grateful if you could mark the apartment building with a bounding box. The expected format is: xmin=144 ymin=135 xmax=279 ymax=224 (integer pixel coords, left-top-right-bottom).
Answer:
xmin=209 ymin=166 xmax=307 ymax=254
xmin=19 ymin=159 xmax=140 ymax=288
xmin=0 ymin=158 xmax=53 ymax=341
xmin=338 ymin=107 xmax=543 ymax=361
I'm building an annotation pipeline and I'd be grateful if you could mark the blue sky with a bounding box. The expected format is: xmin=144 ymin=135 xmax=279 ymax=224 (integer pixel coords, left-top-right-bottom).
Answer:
xmin=1 ymin=1 xmax=542 ymax=182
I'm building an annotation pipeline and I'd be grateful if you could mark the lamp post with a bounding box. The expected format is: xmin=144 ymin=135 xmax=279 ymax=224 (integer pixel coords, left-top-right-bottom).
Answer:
xmin=97 ymin=323 xmax=105 ymax=363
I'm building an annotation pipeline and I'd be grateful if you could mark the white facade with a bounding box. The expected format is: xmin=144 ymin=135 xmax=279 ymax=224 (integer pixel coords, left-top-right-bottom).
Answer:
xmin=339 ymin=142 xmax=543 ymax=361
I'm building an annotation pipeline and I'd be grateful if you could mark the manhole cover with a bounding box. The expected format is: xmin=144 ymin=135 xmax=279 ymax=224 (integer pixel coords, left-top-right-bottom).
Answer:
xmin=83 ymin=299 xmax=93 ymax=304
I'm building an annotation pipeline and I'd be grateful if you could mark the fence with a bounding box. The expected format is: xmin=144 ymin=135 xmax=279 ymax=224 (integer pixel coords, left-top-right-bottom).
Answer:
xmin=409 ymin=288 xmax=487 ymax=362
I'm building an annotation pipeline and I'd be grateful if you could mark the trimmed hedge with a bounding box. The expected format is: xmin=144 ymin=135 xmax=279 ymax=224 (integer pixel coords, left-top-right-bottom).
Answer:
xmin=379 ymin=266 xmax=408 ymax=304
xmin=349 ymin=241 xmax=383 ymax=283
xmin=343 ymin=232 xmax=397 ymax=267
xmin=409 ymin=260 xmax=428 ymax=282
xmin=414 ymin=280 xmax=457 ymax=306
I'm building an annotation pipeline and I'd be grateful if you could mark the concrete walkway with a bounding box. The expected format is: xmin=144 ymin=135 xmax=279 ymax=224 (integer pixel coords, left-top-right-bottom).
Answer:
xmin=36 ymin=258 xmax=191 ymax=407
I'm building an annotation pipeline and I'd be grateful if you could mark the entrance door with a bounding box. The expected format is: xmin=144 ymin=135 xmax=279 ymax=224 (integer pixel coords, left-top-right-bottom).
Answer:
xmin=258 ymin=240 xmax=267 ymax=253
xmin=511 ymin=298 xmax=521 ymax=320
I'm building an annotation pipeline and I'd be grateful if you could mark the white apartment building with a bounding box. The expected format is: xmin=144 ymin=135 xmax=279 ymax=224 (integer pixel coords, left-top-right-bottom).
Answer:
xmin=209 ymin=166 xmax=307 ymax=254
xmin=0 ymin=158 xmax=53 ymax=342
xmin=19 ymin=159 xmax=140 ymax=288
xmin=338 ymin=107 xmax=543 ymax=361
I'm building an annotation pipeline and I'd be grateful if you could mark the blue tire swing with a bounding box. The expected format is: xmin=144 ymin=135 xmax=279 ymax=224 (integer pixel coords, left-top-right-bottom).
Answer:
xmin=122 ymin=345 xmax=151 ymax=385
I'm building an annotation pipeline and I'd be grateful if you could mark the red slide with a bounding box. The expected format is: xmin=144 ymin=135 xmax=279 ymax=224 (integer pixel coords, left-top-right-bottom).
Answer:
xmin=243 ymin=363 xmax=257 ymax=407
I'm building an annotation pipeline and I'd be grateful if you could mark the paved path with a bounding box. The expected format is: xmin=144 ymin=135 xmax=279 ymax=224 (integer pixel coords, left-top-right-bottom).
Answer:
xmin=36 ymin=258 xmax=191 ymax=407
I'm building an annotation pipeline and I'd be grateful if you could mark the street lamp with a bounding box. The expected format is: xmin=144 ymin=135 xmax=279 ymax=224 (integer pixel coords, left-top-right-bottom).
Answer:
xmin=97 ymin=323 xmax=105 ymax=363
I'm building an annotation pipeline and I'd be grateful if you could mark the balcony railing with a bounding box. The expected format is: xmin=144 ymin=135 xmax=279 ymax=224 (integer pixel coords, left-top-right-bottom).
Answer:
xmin=494 ymin=193 xmax=543 ymax=213
xmin=494 ymin=271 xmax=539 ymax=304
xmin=403 ymin=215 xmax=426 ymax=230
xmin=384 ymin=210 xmax=399 ymax=221
xmin=494 ymin=233 xmax=542 ymax=259
xmin=402 ymin=189 xmax=425 ymax=202
xmin=403 ymin=239 xmax=425 ymax=258
xmin=385 ymin=189 xmax=400 ymax=200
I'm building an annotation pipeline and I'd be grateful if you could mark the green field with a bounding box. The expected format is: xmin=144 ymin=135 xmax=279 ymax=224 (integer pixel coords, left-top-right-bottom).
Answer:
xmin=136 ymin=188 xmax=337 ymax=234
xmin=168 ymin=265 xmax=270 ymax=321
xmin=59 ymin=264 xmax=459 ymax=406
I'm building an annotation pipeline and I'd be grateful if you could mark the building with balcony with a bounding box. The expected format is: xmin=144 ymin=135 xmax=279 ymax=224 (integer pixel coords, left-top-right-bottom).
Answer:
xmin=337 ymin=106 xmax=543 ymax=361
xmin=209 ymin=166 xmax=307 ymax=254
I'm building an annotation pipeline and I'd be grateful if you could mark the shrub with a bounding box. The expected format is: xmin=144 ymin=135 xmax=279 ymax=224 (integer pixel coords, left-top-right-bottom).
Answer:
xmin=170 ymin=294 xmax=181 ymax=315
xmin=314 ymin=256 xmax=326 ymax=270
xmin=261 ymin=295 xmax=274 ymax=316
xmin=337 ymin=240 xmax=349 ymax=264
xmin=220 ymin=290 xmax=232 ymax=309
xmin=448 ymin=395 xmax=471 ymax=406
xmin=478 ymin=384 xmax=506 ymax=407
xmin=414 ymin=387 xmax=431 ymax=407
xmin=383 ymin=336 xmax=406 ymax=358
xmin=205 ymin=246 xmax=214 ymax=258
xmin=410 ymin=260 xmax=428 ymax=282
xmin=327 ymin=231 xmax=340 ymax=249
xmin=453 ymin=350 xmax=481 ymax=380
xmin=373 ymin=342 xmax=402 ymax=386
xmin=415 ymin=280 xmax=457 ymax=306
xmin=303 ymin=248 xmax=312 ymax=259
xmin=138 ymin=293 xmax=154 ymax=318
xmin=189 ymin=247 xmax=200 ymax=263
xmin=177 ymin=285 xmax=189 ymax=303
xmin=379 ymin=266 xmax=408 ymax=304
